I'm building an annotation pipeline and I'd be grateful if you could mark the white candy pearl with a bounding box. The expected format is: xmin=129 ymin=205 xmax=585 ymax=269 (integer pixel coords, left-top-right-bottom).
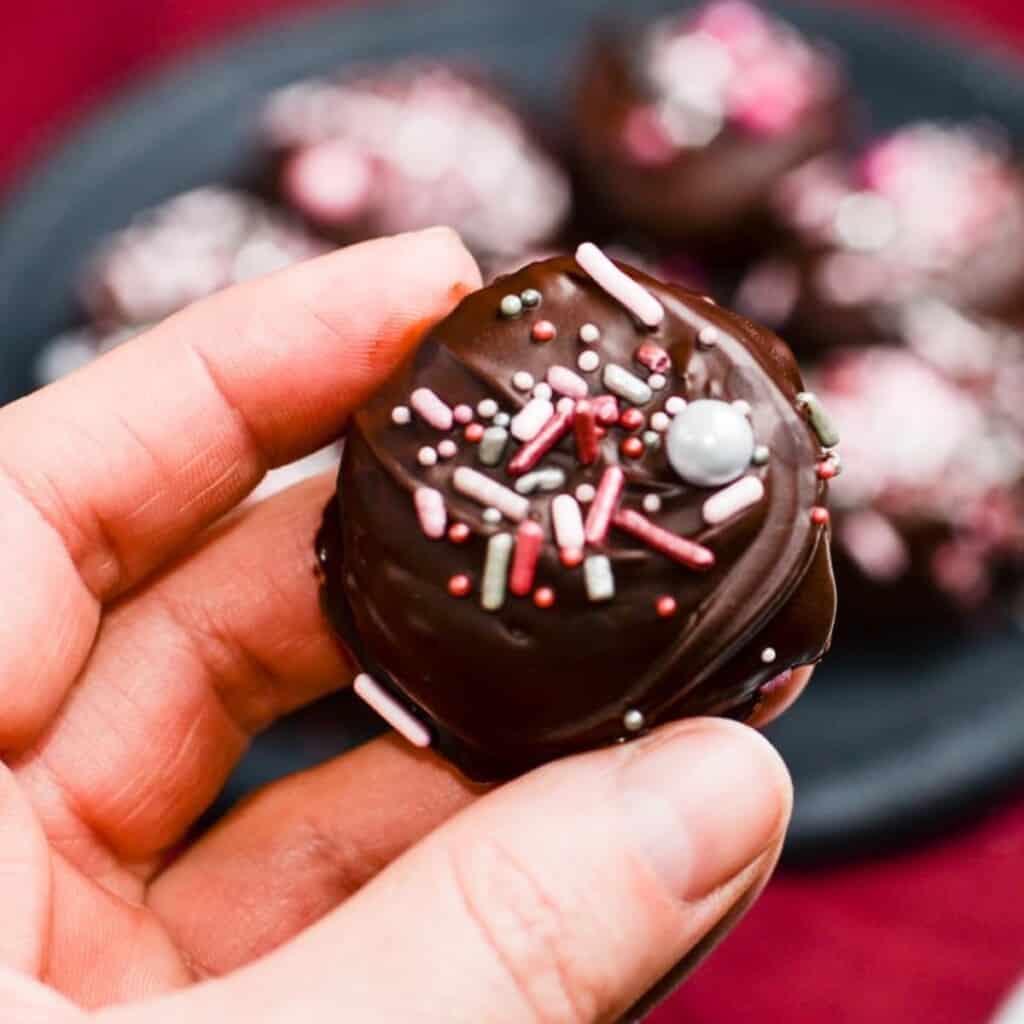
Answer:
xmin=666 ymin=399 xmax=755 ymax=487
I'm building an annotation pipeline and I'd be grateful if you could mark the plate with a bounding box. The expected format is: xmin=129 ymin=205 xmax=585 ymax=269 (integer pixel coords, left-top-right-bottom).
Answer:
xmin=3 ymin=0 xmax=1024 ymax=860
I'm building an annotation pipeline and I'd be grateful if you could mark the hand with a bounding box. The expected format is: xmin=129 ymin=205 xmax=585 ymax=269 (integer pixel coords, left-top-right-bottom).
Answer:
xmin=0 ymin=228 xmax=802 ymax=1023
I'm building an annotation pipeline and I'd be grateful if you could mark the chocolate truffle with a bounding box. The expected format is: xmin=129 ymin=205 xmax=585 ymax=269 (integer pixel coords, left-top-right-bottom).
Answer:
xmin=263 ymin=61 xmax=571 ymax=263
xmin=574 ymin=1 xmax=847 ymax=257
xmin=736 ymin=123 xmax=1024 ymax=349
xmin=813 ymin=347 xmax=1024 ymax=629
xmin=318 ymin=246 xmax=837 ymax=781
xmin=80 ymin=187 xmax=326 ymax=327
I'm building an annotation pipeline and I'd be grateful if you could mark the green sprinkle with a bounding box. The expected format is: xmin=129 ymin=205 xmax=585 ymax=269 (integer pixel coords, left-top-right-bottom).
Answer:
xmin=500 ymin=294 xmax=524 ymax=318
xmin=520 ymin=288 xmax=542 ymax=308
xmin=482 ymin=533 xmax=514 ymax=612
xmin=796 ymin=392 xmax=840 ymax=449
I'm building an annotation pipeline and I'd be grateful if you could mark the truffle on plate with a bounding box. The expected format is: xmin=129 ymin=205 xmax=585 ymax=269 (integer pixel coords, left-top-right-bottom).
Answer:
xmin=318 ymin=244 xmax=837 ymax=780
xmin=574 ymin=0 xmax=847 ymax=258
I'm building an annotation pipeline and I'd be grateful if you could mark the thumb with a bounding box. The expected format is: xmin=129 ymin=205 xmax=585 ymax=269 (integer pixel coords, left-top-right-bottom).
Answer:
xmin=99 ymin=719 xmax=790 ymax=1024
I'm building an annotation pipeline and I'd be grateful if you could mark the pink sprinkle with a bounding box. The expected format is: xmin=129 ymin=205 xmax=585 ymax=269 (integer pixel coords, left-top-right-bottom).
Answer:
xmin=574 ymin=399 xmax=600 ymax=466
xmin=702 ymin=477 xmax=765 ymax=526
xmin=592 ymin=394 xmax=620 ymax=425
xmin=547 ymin=365 xmax=589 ymax=399
xmin=508 ymin=405 xmax=575 ymax=477
xmin=665 ymin=396 xmax=686 ymax=416
xmin=438 ymin=440 xmax=458 ymax=459
xmin=585 ymin=467 xmax=625 ymax=545
xmin=453 ymin=404 xmax=474 ymax=425
xmin=552 ymin=495 xmax=585 ymax=550
xmin=509 ymin=521 xmax=544 ymax=597
xmin=576 ymin=243 xmax=664 ymax=328
xmin=635 ymin=342 xmax=671 ymax=374
xmin=413 ymin=487 xmax=447 ymax=539
xmin=613 ymin=508 xmax=716 ymax=570
xmin=410 ymin=387 xmax=453 ymax=431
xmin=354 ymin=674 xmax=430 ymax=748
xmin=622 ymin=105 xmax=678 ymax=167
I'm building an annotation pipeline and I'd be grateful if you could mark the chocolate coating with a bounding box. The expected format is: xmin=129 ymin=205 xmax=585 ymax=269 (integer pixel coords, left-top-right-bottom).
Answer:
xmin=319 ymin=253 xmax=836 ymax=780
xmin=574 ymin=1 xmax=847 ymax=258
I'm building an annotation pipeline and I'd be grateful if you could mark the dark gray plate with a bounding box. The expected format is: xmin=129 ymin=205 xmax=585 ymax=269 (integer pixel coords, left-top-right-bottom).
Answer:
xmin=2 ymin=0 xmax=1023 ymax=860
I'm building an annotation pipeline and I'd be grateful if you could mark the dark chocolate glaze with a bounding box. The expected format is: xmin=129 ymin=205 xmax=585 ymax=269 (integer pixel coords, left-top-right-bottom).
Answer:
xmin=319 ymin=255 xmax=836 ymax=780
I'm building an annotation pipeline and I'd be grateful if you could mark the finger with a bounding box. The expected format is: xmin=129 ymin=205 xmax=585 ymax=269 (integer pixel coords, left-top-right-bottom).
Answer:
xmin=12 ymin=473 xmax=348 ymax=864
xmin=747 ymin=665 xmax=815 ymax=729
xmin=147 ymin=735 xmax=480 ymax=976
xmin=0 ymin=229 xmax=478 ymax=749
xmin=98 ymin=719 xmax=791 ymax=1024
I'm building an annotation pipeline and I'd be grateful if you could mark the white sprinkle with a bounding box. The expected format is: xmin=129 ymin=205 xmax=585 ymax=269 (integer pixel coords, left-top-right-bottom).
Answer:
xmin=752 ymin=445 xmax=771 ymax=465
xmin=651 ymin=411 xmax=671 ymax=433
xmin=643 ymin=430 xmax=661 ymax=448
xmin=453 ymin=467 xmax=530 ymax=521
xmin=512 ymin=371 xmax=534 ymax=391
xmin=547 ymin=365 xmax=589 ymax=399
xmin=391 ymin=405 xmax=411 ymax=426
xmin=665 ymin=396 xmax=687 ymax=416
xmin=437 ymin=440 xmax=458 ymax=460
xmin=556 ymin=396 xmax=575 ymax=415
xmin=575 ymin=483 xmax=596 ymax=504
xmin=578 ymin=350 xmax=601 ymax=372
xmin=584 ymin=554 xmax=616 ymax=602
xmin=732 ymin=399 xmax=752 ymax=418
xmin=698 ymin=325 xmax=719 ymax=348
xmin=483 ymin=507 xmax=502 ymax=525
xmin=702 ymin=476 xmax=766 ymax=526
xmin=576 ymin=242 xmax=665 ymax=328
xmin=354 ymin=674 xmax=430 ymax=748
xmin=494 ymin=412 xmax=510 ymax=427
xmin=410 ymin=388 xmax=453 ymax=431
xmin=511 ymin=397 xmax=555 ymax=442
xmin=414 ymin=487 xmax=447 ymax=539
xmin=761 ymin=647 xmax=777 ymax=664
xmin=478 ymin=426 xmax=509 ymax=466
xmin=533 ymin=382 xmax=553 ymax=401
xmin=481 ymin=533 xmax=514 ymax=611
xmin=477 ymin=398 xmax=499 ymax=420
xmin=552 ymin=495 xmax=585 ymax=550
xmin=623 ymin=709 xmax=645 ymax=732
xmin=648 ymin=373 xmax=667 ymax=390
xmin=515 ymin=467 xmax=566 ymax=495
xmin=603 ymin=364 xmax=653 ymax=405
xmin=579 ymin=323 xmax=601 ymax=344
xmin=417 ymin=446 xmax=438 ymax=467
xmin=643 ymin=494 xmax=662 ymax=514
xmin=453 ymin=404 xmax=474 ymax=425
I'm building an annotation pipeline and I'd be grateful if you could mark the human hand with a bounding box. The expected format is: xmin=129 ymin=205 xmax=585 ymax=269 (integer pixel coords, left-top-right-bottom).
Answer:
xmin=0 ymin=228 xmax=803 ymax=1023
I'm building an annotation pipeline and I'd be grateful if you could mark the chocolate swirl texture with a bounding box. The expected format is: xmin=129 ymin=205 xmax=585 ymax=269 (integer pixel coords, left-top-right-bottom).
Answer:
xmin=318 ymin=251 xmax=837 ymax=781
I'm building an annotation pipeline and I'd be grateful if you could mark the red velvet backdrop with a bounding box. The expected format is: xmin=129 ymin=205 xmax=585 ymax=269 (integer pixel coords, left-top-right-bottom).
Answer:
xmin=3 ymin=2 xmax=1024 ymax=1022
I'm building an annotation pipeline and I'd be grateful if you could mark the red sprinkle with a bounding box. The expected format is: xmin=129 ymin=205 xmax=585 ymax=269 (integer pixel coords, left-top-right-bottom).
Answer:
xmin=531 ymin=320 xmax=557 ymax=343
xmin=592 ymin=395 xmax=620 ymax=425
xmin=585 ymin=466 xmax=626 ymax=545
xmin=656 ymin=595 xmax=678 ymax=618
xmin=621 ymin=437 xmax=645 ymax=459
xmin=464 ymin=423 xmax=485 ymax=443
xmin=635 ymin=342 xmax=671 ymax=374
xmin=508 ymin=405 xmax=575 ymax=477
xmin=619 ymin=408 xmax=645 ymax=431
xmin=509 ymin=521 xmax=544 ymax=597
xmin=574 ymin=399 xmax=600 ymax=466
xmin=560 ymin=546 xmax=584 ymax=568
xmin=811 ymin=506 xmax=831 ymax=525
xmin=448 ymin=574 xmax=472 ymax=598
xmin=613 ymin=508 xmax=716 ymax=570
xmin=448 ymin=523 xmax=470 ymax=544
xmin=533 ymin=587 xmax=556 ymax=609
xmin=816 ymin=461 xmax=837 ymax=480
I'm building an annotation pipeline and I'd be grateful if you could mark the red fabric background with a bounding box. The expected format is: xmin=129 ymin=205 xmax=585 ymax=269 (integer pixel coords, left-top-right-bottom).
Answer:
xmin=3 ymin=2 xmax=1024 ymax=1022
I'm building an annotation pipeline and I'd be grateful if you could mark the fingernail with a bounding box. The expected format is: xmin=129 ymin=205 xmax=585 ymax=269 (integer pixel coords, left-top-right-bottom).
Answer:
xmin=617 ymin=720 xmax=790 ymax=901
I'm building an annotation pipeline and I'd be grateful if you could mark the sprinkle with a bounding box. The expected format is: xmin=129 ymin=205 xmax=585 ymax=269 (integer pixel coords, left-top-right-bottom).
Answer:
xmin=732 ymin=399 xmax=752 ymax=417
xmin=575 ymin=242 xmax=665 ymax=328
xmin=585 ymin=466 xmax=626 ymax=544
xmin=417 ymin=446 xmax=438 ymax=467
xmin=391 ymin=405 xmax=411 ymax=426
xmin=464 ymin=423 xmax=485 ymax=443
xmin=656 ymin=596 xmax=677 ymax=618
xmin=643 ymin=494 xmax=662 ymax=514
xmin=604 ymin=364 xmax=653 ymax=405
xmin=548 ymin=365 xmax=588 ymax=399
xmin=481 ymin=533 xmax=514 ymax=611
xmin=613 ymin=508 xmax=716 ymax=570
xmin=509 ymin=521 xmax=544 ymax=597
xmin=478 ymin=426 xmax=509 ymax=466
xmin=533 ymin=587 xmax=556 ymax=609
xmin=698 ymin=325 xmax=719 ymax=348
xmin=514 ymin=467 xmax=566 ymax=495
xmin=483 ymin=508 xmax=503 ymax=525
xmin=621 ymin=437 xmax=644 ymax=459
xmin=448 ymin=523 xmax=470 ymax=544
xmin=532 ymin=320 xmax=557 ymax=343
xmin=448 ymin=574 xmax=471 ymax=598
xmin=592 ymin=395 xmax=620 ymax=425
xmin=411 ymin=388 xmax=453 ymax=431
xmin=556 ymin=396 xmax=576 ymax=415
xmin=761 ymin=647 xmax=778 ymax=664
xmin=811 ymin=506 xmax=831 ymax=526
xmin=512 ymin=371 xmax=535 ymax=391
xmin=414 ymin=487 xmax=447 ymax=539
xmin=354 ymin=674 xmax=431 ymax=748
xmin=579 ymin=323 xmax=602 ymax=344
xmin=796 ymin=392 xmax=840 ymax=448
xmin=817 ymin=460 xmax=837 ymax=480
xmin=453 ymin=467 xmax=530 ymax=521
xmin=477 ymin=398 xmax=499 ymax=419
xmin=665 ymin=396 xmax=686 ymax=416
xmin=574 ymin=399 xmax=600 ymax=465
xmin=560 ymin=547 xmax=584 ymax=568
xmin=552 ymin=494 xmax=585 ymax=550
xmin=752 ymin=445 xmax=771 ymax=465
xmin=620 ymin=408 xmax=645 ymax=431
xmin=453 ymin=404 xmax=474 ymax=425
xmin=494 ymin=412 xmax=510 ymax=427
xmin=576 ymin=483 xmax=596 ymax=504
xmin=584 ymin=554 xmax=616 ymax=602
xmin=533 ymin=382 xmax=553 ymax=401
xmin=521 ymin=288 xmax=542 ymax=308
xmin=508 ymin=405 xmax=574 ymax=477
xmin=635 ymin=342 xmax=671 ymax=374
xmin=643 ymin=430 xmax=661 ymax=449
xmin=500 ymin=294 xmax=524 ymax=318
xmin=511 ymin=397 xmax=555 ymax=442
xmin=578 ymin=350 xmax=601 ymax=372
xmin=648 ymin=373 xmax=667 ymax=391
xmin=438 ymin=439 xmax=458 ymax=459
xmin=623 ymin=708 xmax=645 ymax=732
xmin=651 ymin=411 xmax=671 ymax=432
xmin=702 ymin=476 xmax=766 ymax=526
